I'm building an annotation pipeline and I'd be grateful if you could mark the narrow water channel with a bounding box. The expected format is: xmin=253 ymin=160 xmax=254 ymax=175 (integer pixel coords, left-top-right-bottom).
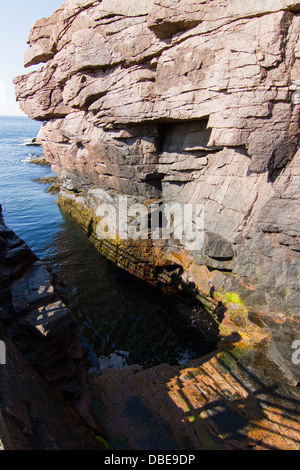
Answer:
xmin=0 ymin=116 xmax=218 ymax=370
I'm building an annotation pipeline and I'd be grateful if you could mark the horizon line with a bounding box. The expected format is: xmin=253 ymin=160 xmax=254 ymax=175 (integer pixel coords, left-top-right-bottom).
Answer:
xmin=0 ymin=114 xmax=31 ymax=118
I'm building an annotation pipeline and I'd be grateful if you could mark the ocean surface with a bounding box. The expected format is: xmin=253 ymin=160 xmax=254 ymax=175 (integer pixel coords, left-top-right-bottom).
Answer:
xmin=0 ymin=115 xmax=217 ymax=370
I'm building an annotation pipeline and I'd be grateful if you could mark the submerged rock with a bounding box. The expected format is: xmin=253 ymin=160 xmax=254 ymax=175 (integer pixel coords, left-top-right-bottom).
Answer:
xmin=28 ymin=157 xmax=51 ymax=167
xmin=34 ymin=176 xmax=62 ymax=194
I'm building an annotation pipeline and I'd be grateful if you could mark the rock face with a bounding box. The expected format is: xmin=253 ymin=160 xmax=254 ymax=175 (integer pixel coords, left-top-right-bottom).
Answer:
xmin=0 ymin=210 xmax=105 ymax=450
xmin=14 ymin=0 xmax=300 ymax=386
xmin=89 ymin=350 xmax=300 ymax=450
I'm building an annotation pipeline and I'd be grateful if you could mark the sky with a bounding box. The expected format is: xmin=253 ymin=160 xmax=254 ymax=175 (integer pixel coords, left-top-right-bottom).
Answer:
xmin=0 ymin=1 xmax=64 ymax=116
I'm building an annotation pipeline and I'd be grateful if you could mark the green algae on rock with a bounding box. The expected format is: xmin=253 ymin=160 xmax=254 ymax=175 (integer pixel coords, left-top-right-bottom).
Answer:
xmin=29 ymin=157 xmax=51 ymax=167
xmin=34 ymin=176 xmax=62 ymax=194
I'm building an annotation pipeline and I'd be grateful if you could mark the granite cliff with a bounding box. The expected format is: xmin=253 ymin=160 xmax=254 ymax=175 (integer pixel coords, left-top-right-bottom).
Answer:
xmin=13 ymin=0 xmax=300 ymax=432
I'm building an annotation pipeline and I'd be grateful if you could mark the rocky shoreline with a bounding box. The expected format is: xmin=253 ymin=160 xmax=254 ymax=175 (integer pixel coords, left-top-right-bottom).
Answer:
xmin=7 ymin=0 xmax=300 ymax=450
xmin=14 ymin=0 xmax=300 ymax=345
xmin=1 ymin=203 xmax=299 ymax=450
xmin=0 ymin=206 xmax=106 ymax=450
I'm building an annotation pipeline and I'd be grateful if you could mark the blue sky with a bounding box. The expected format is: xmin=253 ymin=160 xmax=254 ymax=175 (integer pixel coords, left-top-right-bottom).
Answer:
xmin=0 ymin=1 xmax=63 ymax=116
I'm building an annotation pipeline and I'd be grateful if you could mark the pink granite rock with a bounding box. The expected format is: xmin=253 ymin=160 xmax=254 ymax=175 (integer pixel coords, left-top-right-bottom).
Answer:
xmin=14 ymin=0 xmax=300 ymax=361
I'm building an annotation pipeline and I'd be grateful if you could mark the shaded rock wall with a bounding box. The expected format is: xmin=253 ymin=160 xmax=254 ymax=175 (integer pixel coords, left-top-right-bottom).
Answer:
xmin=14 ymin=0 xmax=300 ymax=381
xmin=0 ymin=210 xmax=105 ymax=449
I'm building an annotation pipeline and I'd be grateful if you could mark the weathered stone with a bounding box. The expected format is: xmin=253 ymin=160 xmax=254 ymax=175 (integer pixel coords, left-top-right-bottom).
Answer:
xmin=19 ymin=301 xmax=75 ymax=338
xmin=11 ymin=262 xmax=55 ymax=314
xmin=4 ymin=244 xmax=33 ymax=263
xmin=0 ymin=333 xmax=102 ymax=450
xmin=13 ymin=0 xmax=300 ymax=441
xmin=0 ymin=219 xmax=107 ymax=449
xmin=0 ymin=236 xmax=6 ymax=253
xmin=204 ymin=232 xmax=235 ymax=260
